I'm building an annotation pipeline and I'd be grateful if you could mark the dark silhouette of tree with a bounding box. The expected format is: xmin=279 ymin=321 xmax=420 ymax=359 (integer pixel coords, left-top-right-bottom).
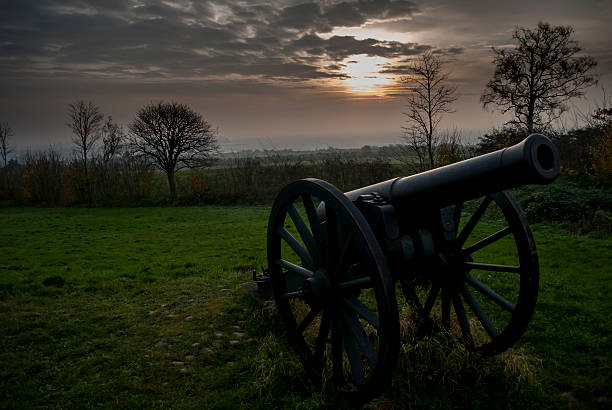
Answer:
xmin=101 ymin=116 xmax=124 ymax=163
xmin=0 ymin=121 xmax=13 ymax=168
xmin=67 ymin=100 xmax=104 ymax=201
xmin=129 ymin=101 xmax=218 ymax=202
xmin=401 ymin=51 xmax=457 ymax=170
xmin=0 ymin=121 xmax=14 ymax=197
xmin=476 ymin=127 xmax=529 ymax=154
xmin=481 ymin=22 xmax=597 ymax=133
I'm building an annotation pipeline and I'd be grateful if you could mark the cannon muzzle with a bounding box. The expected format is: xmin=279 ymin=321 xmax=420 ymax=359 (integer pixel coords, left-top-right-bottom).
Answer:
xmin=345 ymin=133 xmax=559 ymax=209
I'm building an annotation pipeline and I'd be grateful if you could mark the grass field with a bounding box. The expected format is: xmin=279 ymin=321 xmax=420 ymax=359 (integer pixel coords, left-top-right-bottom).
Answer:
xmin=0 ymin=207 xmax=610 ymax=409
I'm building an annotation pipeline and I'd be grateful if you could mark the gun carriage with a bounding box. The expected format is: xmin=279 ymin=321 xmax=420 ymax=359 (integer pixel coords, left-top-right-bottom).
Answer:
xmin=261 ymin=134 xmax=559 ymax=404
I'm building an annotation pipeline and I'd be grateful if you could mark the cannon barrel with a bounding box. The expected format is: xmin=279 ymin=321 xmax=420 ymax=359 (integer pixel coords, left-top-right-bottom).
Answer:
xmin=345 ymin=134 xmax=559 ymax=209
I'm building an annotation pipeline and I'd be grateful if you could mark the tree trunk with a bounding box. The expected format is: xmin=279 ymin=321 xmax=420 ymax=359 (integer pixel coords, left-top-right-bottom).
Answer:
xmin=166 ymin=170 xmax=177 ymax=203
xmin=83 ymin=155 xmax=92 ymax=203
xmin=428 ymin=135 xmax=435 ymax=169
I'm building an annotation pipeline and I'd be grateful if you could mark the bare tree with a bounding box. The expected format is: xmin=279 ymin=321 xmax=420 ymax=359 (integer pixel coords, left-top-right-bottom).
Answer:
xmin=0 ymin=121 xmax=14 ymax=168
xmin=129 ymin=101 xmax=218 ymax=202
xmin=401 ymin=51 xmax=457 ymax=170
xmin=67 ymin=100 xmax=104 ymax=201
xmin=101 ymin=116 xmax=124 ymax=163
xmin=0 ymin=121 xmax=14 ymax=197
xmin=481 ymin=22 xmax=597 ymax=133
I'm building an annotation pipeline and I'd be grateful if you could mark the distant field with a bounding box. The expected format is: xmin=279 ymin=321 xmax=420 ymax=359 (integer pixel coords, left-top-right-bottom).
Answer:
xmin=0 ymin=207 xmax=610 ymax=409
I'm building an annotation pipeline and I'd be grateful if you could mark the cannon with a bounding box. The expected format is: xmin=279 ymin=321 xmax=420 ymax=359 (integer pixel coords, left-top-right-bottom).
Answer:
xmin=261 ymin=134 xmax=559 ymax=404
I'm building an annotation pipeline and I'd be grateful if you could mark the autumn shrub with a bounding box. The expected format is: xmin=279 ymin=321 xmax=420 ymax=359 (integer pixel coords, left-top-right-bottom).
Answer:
xmin=0 ymin=160 xmax=22 ymax=202
xmin=59 ymin=160 xmax=89 ymax=205
xmin=590 ymin=129 xmax=612 ymax=185
xmin=186 ymin=172 xmax=207 ymax=200
xmin=20 ymin=149 xmax=64 ymax=205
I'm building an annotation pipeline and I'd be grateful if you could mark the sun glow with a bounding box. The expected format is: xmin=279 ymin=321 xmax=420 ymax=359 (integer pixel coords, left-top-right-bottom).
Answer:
xmin=341 ymin=54 xmax=393 ymax=95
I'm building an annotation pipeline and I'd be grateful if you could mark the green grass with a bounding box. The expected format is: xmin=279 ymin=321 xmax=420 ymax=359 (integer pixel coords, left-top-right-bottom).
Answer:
xmin=0 ymin=207 xmax=610 ymax=409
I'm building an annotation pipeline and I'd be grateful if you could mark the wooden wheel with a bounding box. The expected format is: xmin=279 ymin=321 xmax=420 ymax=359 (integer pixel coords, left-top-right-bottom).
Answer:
xmin=402 ymin=191 xmax=539 ymax=355
xmin=267 ymin=178 xmax=399 ymax=404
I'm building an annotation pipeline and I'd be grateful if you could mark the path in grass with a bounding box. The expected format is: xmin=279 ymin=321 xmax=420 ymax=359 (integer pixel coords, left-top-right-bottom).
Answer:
xmin=0 ymin=207 xmax=610 ymax=408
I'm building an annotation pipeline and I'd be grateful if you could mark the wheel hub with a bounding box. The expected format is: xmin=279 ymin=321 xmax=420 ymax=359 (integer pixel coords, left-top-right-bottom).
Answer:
xmin=437 ymin=251 xmax=470 ymax=292
xmin=306 ymin=269 xmax=332 ymax=303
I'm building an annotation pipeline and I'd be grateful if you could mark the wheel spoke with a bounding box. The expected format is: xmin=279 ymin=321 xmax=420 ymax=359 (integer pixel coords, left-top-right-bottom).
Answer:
xmin=441 ymin=289 xmax=451 ymax=328
xmin=465 ymin=274 xmax=515 ymax=312
xmin=461 ymin=226 xmax=513 ymax=256
xmin=342 ymin=297 xmax=380 ymax=329
xmin=312 ymin=310 xmax=330 ymax=369
xmin=333 ymin=233 xmax=353 ymax=278
xmin=401 ymin=281 xmax=423 ymax=315
xmin=302 ymin=194 xmax=323 ymax=247
xmin=278 ymin=227 xmax=315 ymax=270
xmin=453 ymin=203 xmax=463 ymax=233
xmin=460 ymin=284 xmax=499 ymax=338
xmin=324 ymin=204 xmax=338 ymax=269
xmin=276 ymin=259 xmax=314 ymax=278
xmin=287 ymin=204 xmax=320 ymax=266
xmin=280 ymin=289 xmax=304 ymax=299
xmin=456 ymin=196 xmax=493 ymax=248
xmin=337 ymin=276 xmax=372 ymax=291
xmin=331 ymin=315 xmax=344 ymax=384
xmin=295 ymin=306 xmax=321 ymax=336
xmin=452 ymin=293 xmax=474 ymax=347
xmin=423 ymin=284 xmax=440 ymax=316
xmin=464 ymin=261 xmax=521 ymax=274
xmin=339 ymin=316 xmax=366 ymax=385
xmin=341 ymin=308 xmax=377 ymax=368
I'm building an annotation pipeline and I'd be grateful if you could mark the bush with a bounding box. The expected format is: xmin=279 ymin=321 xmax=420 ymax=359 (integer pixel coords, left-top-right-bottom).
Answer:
xmin=590 ymin=129 xmax=612 ymax=185
xmin=477 ymin=127 xmax=529 ymax=154
xmin=517 ymin=177 xmax=612 ymax=235
xmin=20 ymin=149 xmax=64 ymax=205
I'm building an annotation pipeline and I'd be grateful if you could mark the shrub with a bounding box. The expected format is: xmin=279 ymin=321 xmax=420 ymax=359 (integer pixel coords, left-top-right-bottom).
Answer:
xmin=20 ymin=149 xmax=64 ymax=205
xmin=590 ymin=129 xmax=612 ymax=185
xmin=517 ymin=177 xmax=612 ymax=235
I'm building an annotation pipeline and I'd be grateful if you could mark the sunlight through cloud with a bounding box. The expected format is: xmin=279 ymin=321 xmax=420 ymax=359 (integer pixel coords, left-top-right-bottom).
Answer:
xmin=341 ymin=54 xmax=393 ymax=95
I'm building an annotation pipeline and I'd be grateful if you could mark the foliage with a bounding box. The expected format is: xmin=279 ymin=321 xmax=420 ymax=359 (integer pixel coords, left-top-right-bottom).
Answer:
xmin=20 ymin=149 xmax=64 ymax=205
xmin=591 ymin=129 xmax=612 ymax=185
xmin=477 ymin=103 xmax=611 ymax=188
xmin=515 ymin=176 xmax=612 ymax=236
xmin=432 ymin=128 xmax=472 ymax=166
xmin=2 ymin=141 xmax=610 ymax=237
xmin=481 ymin=22 xmax=597 ymax=133
xmin=476 ymin=127 xmax=529 ymax=154
xmin=196 ymin=151 xmax=396 ymax=206
xmin=2 ymin=148 xmax=152 ymax=206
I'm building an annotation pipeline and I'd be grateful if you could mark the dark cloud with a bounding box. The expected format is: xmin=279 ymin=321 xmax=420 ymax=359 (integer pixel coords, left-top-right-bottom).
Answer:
xmin=0 ymin=0 xmax=424 ymax=84
xmin=363 ymin=15 xmax=441 ymax=32
xmin=277 ymin=0 xmax=419 ymax=32
xmin=1 ymin=0 xmax=610 ymax=150
xmin=288 ymin=33 xmax=429 ymax=61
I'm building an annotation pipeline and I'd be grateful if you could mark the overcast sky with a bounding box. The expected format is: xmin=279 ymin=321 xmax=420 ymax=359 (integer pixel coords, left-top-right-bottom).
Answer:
xmin=1 ymin=0 xmax=611 ymax=151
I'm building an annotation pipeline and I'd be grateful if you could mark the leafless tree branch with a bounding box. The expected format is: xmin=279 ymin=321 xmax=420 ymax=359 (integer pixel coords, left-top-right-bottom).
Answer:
xmin=400 ymin=51 xmax=457 ymax=169
xmin=128 ymin=101 xmax=219 ymax=202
